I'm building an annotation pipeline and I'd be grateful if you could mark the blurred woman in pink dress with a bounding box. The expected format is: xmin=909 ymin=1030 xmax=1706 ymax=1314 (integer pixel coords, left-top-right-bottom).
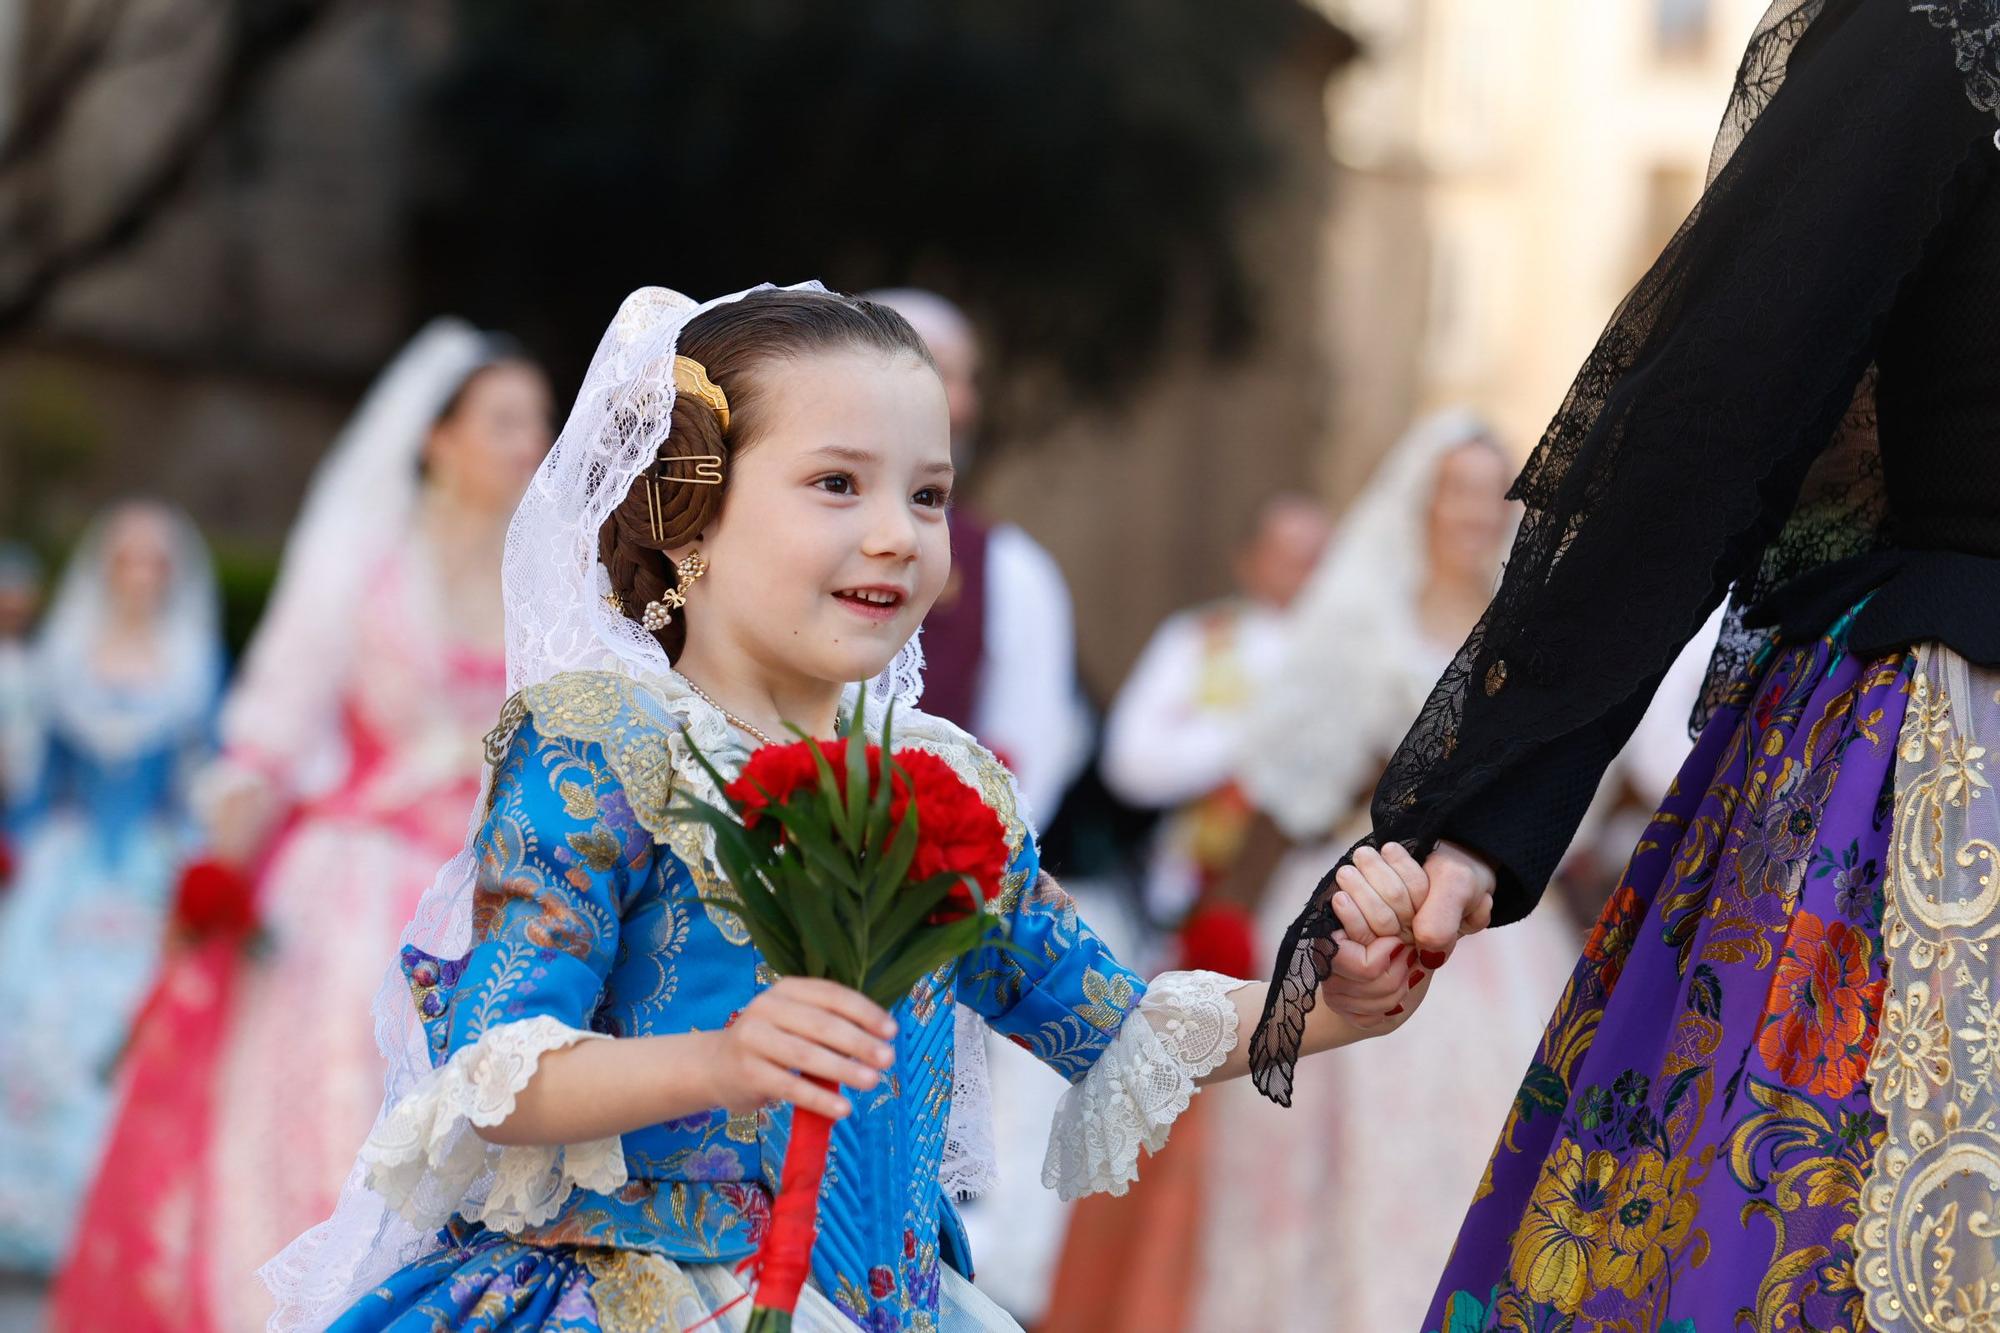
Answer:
xmin=53 ymin=320 xmax=552 ymax=1333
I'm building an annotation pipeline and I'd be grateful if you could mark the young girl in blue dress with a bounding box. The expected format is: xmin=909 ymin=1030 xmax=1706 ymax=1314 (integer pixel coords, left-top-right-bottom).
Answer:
xmin=266 ymin=284 xmax=1427 ymax=1332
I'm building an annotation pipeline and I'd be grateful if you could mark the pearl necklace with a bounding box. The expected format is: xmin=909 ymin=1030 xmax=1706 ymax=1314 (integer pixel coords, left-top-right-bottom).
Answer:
xmin=676 ymin=672 xmax=777 ymax=748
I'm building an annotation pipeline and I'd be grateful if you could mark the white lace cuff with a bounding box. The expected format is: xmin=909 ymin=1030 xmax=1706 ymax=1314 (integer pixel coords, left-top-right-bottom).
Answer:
xmin=1040 ymin=970 xmax=1249 ymax=1201
xmin=361 ymin=1014 xmax=629 ymax=1233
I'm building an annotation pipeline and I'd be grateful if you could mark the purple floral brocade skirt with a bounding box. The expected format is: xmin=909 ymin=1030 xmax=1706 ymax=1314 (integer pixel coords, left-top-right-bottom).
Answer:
xmin=1426 ymin=612 xmax=1911 ymax=1333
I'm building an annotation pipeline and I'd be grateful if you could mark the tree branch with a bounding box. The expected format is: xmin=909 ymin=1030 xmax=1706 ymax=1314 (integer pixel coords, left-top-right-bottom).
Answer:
xmin=0 ymin=0 xmax=363 ymax=338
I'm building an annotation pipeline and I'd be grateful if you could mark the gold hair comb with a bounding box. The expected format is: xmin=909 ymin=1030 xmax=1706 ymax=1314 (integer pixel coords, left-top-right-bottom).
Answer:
xmin=673 ymin=355 xmax=730 ymax=432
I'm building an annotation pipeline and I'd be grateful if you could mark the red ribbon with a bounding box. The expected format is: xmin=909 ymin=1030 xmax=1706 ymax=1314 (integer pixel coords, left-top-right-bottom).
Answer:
xmin=751 ymin=1076 xmax=839 ymax=1315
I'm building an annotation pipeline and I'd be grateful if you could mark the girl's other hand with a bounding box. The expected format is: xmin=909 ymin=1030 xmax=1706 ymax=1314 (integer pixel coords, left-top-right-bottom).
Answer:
xmin=1327 ymin=841 xmax=1426 ymax=945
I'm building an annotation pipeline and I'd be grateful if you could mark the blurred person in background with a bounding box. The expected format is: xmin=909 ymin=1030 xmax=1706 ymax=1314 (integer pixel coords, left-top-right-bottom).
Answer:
xmin=53 ymin=322 xmax=552 ymax=1331
xmin=867 ymin=287 xmax=1098 ymax=1323
xmin=0 ymin=502 xmax=222 ymax=1273
xmin=1194 ymin=412 xmax=1577 ymax=1331
xmin=0 ymin=542 xmax=46 ymax=886
xmin=1101 ymin=493 xmax=1332 ymax=948
xmin=864 ymin=289 xmax=1090 ymax=824
xmin=0 ymin=543 xmax=46 ymax=801
xmin=1038 ymin=493 xmax=1330 ymax=1332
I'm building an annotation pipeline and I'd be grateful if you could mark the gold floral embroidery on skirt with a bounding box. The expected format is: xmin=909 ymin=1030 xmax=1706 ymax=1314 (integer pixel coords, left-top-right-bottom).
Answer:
xmin=1859 ymin=644 xmax=2000 ymax=1331
xmin=579 ymin=1248 xmax=710 ymax=1333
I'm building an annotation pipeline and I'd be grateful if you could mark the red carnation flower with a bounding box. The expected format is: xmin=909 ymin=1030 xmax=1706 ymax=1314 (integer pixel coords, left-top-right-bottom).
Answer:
xmin=171 ymin=857 xmax=258 ymax=939
xmin=883 ymin=749 xmax=1007 ymax=923
xmin=725 ymin=739 xmax=853 ymax=828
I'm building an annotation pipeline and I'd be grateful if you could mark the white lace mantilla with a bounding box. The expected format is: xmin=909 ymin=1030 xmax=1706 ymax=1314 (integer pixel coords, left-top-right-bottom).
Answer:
xmin=1042 ymin=969 xmax=1248 ymax=1201
xmin=361 ymin=1014 xmax=628 ymax=1233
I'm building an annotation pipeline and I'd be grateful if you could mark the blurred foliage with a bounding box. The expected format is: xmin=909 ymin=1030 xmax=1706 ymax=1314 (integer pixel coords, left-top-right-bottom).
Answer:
xmin=0 ymin=369 xmax=106 ymax=547
xmin=413 ymin=0 xmax=1322 ymax=409
xmin=209 ymin=541 xmax=280 ymax=660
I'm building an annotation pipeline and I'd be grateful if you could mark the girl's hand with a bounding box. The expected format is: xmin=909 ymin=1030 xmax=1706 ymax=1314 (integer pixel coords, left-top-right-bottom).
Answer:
xmin=1327 ymin=842 xmax=1425 ymax=945
xmin=705 ymin=977 xmax=899 ymax=1121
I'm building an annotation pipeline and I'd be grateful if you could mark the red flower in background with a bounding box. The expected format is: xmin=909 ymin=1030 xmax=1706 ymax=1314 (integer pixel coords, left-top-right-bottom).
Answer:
xmin=1178 ymin=903 xmax=1258 ymax=977
xmin=170 ymin=858 xmax=258 ymax=939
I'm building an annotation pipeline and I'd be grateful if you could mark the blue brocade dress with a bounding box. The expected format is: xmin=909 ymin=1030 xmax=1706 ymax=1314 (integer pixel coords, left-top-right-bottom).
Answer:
xmin=0 ymin=669 xmax=214 ymax=1269
xmin=311 ymin=671 xmax=1236 ymax=1333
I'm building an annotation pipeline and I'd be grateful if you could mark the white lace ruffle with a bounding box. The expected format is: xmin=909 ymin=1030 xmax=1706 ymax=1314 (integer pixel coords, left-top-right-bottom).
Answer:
xmin=940 ymin=1001 xmax=999 ymax=1201
xmin=1041 ymin=969 xmax=1248 ymax=1201
xmin=361 ymin=1014 xmax=628 ymax=1233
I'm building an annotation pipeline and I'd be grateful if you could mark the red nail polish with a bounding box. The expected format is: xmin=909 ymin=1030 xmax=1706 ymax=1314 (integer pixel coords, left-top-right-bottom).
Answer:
xmin=1386 ymin=1004 xmax=1405 ymax=1016
xmin=1407 ymin=970 xmax=1427 ymax=987
xmin=1419 ymin=950 xmax=1451 ymax=969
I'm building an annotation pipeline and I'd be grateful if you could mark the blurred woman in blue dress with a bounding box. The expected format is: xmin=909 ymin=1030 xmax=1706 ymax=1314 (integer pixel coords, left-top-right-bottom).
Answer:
xmin=0 ymin=500 xmax=222 ymax=1271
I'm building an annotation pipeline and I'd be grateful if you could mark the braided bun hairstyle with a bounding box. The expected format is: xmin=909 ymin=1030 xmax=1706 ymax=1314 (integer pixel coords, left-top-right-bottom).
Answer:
xmin=598 ymin=288 xmax=937 ymax=661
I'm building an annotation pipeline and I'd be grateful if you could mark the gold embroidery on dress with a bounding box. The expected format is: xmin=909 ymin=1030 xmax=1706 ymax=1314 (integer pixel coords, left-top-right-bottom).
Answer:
xmin=578 ymin=1248 xmax=706 ymax=1332
xmin=522 ymin=673 xmax=679 ymax=834
xmin=512 ymin=670 xmax=1033 ymax=964
xmin=1858 ymin=644 xmax=2000 ymax=1332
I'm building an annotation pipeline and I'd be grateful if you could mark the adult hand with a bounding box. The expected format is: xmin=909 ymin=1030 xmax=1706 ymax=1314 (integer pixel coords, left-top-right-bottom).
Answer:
xmin=1410 ymin=840 xmax=1497 ymax=956
xmin=1320 ymin=934 xmax=1415 ymax=1030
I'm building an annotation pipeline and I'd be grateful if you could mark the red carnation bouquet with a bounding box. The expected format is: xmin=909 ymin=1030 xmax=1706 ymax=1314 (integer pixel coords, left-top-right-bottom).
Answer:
xmin=673 ymin=691 xmax=1012 ymax=1331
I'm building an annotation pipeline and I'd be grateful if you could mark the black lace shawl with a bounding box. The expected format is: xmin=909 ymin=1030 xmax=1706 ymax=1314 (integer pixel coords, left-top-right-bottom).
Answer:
xmin=1250 ymin=0 xmax=2000 ymax=1105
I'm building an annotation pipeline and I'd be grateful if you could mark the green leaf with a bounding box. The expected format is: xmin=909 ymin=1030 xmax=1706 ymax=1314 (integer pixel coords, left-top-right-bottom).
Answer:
xmin=862 ymin=733 xmax=898 ymax=864
xmin=864 ymin=872 xmax=956 ymax=956
xmin=1516 ymin=1063 xmax=1569 ymax=1125
xmin=867 ymin=875 xmax=963 ymax=954
xmin=783 ymin=827 xmax=870 ymax=910
xmin=803 ymin=736 xmax=852 ymax=850
xmin=863 ymin=920 xmax=990 ymax=1008
xmin=863 ymin=815 xmax=922 ymax=917
xmin=695 ymin=895 xmax=805 ymax=976
xmin=784 ymin=862 xmax=860 ymax=983
xmin=843 ymin=694 xmax=869 ymax=855
xmin=759 ymin=805 xmax=862 ymax=895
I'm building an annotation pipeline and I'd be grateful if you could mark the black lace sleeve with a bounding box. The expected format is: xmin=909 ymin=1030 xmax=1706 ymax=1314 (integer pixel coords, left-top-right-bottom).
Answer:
xmin=1250 ymin=0 xmax=1997 ymax=1106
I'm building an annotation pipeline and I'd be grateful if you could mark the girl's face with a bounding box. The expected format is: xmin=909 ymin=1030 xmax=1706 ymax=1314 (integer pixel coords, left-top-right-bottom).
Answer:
xmin=676 ymin=347 xmax=953 ymax=691
xmin=425 ymin=361 xmax=555 ymax=516
xmin=1426 ymin=441 xmax=1512 ymax=586
xmin=104 ymin=508 xmax=176 ymax=619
